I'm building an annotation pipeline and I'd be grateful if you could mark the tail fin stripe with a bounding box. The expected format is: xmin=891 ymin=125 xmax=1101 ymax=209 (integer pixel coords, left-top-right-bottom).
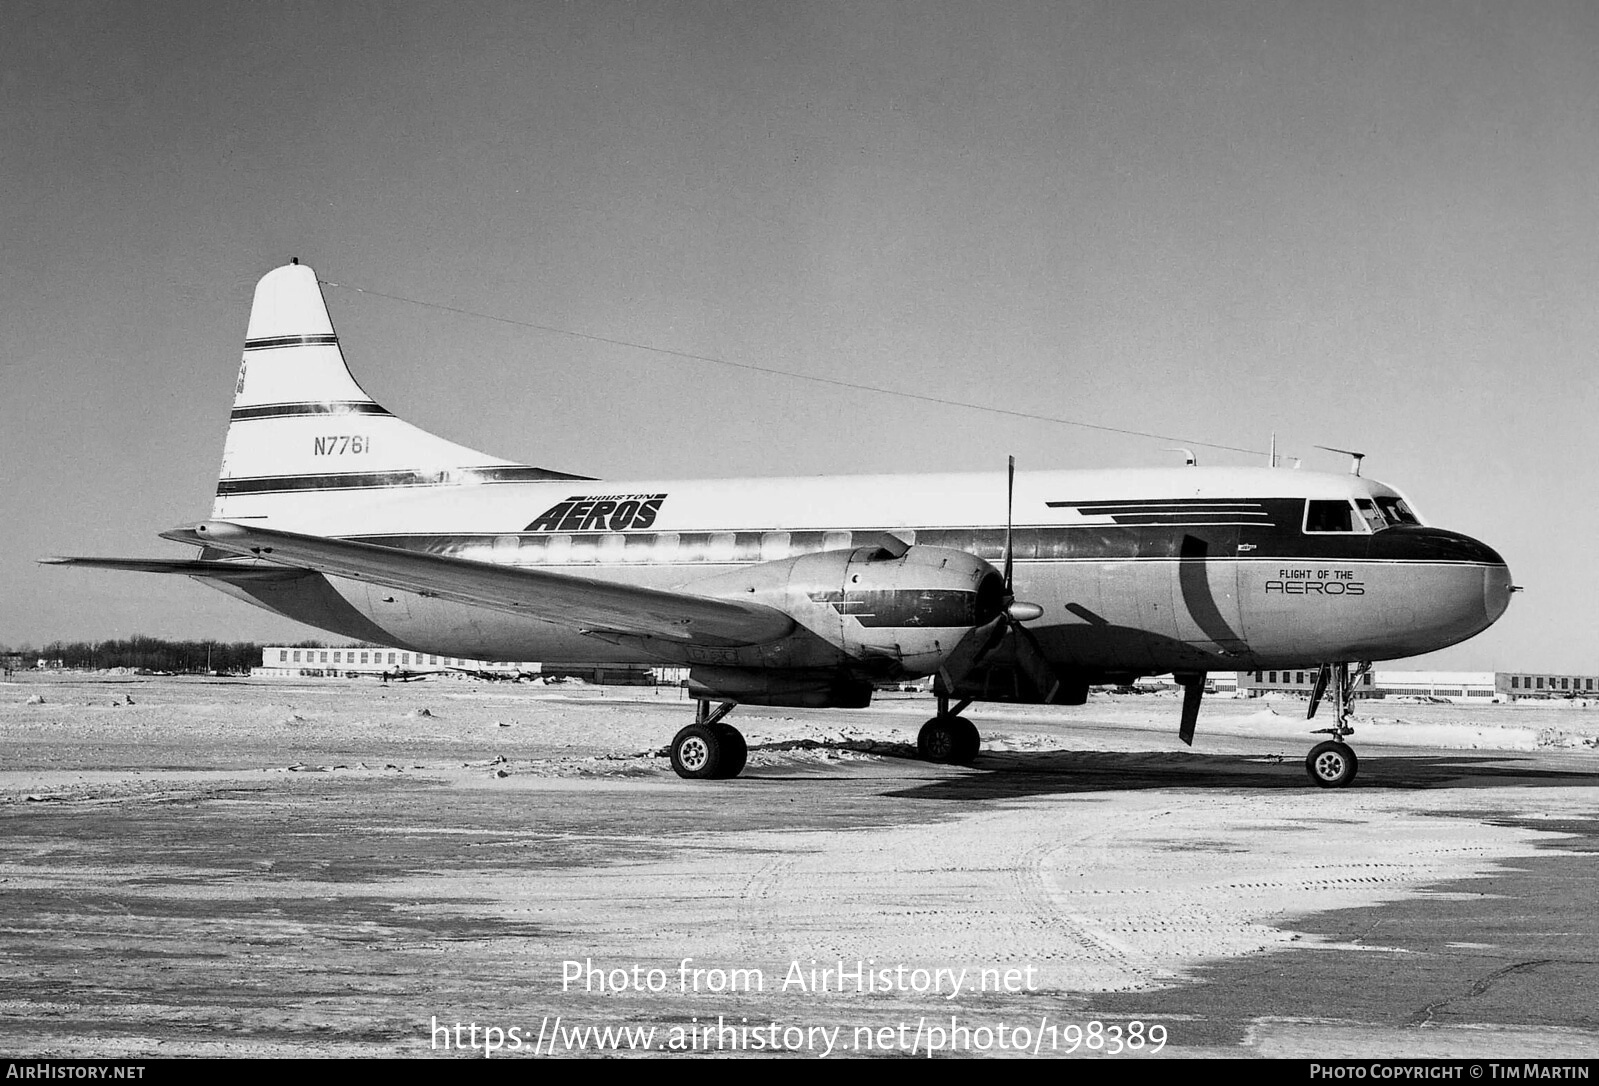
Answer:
xmin=244 ymin=334 xmax=340 ymax=351
xmin=230 ymin=401 xmax=393 ymax=422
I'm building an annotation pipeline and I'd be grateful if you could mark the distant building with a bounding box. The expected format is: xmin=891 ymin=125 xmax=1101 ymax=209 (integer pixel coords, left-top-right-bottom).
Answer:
xmin=1499 ymin=671 xmax=1599 ymax=700
xmin=1238 ymin=668 xmax=1381 ymax=698
xmin=255 ymin=646 xmax=661 ymax=685
xmin=1238 ymin=670 xmax=1599 ymax=703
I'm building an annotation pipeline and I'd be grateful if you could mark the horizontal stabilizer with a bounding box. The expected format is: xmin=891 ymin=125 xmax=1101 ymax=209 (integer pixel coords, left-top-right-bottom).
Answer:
xmin=160 ymin=521 xmax=796 ymax=647
xmin=41 ymin=557 xmax=309 ymax=581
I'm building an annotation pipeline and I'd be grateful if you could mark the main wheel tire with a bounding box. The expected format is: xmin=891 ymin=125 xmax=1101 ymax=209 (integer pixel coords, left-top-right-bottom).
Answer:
xmin=710 ymin=722 xmax=748 ymax=779
xmin=918 ymin=716 xmax=981 ymax=765
xmin=1306 ymin=740 xmax=1359 ymax=788
xmin=950 ymin=716 xmax=981 ymax=764
xmin=670 ymin=723 xmax=723 ymax=780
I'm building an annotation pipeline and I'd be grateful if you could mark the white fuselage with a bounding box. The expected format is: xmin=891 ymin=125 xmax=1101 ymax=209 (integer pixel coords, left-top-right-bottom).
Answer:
xmin=206 ymin=465 xmax=1512 ymax=676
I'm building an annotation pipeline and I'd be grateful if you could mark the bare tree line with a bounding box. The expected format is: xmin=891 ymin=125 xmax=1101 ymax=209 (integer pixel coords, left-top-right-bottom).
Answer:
xmin=2 ymin=637 xmax=333 ymax=674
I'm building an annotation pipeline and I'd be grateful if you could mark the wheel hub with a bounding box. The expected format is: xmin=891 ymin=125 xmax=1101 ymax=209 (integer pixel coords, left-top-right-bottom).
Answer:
xmin=679 ymin=737 xmax=709 ymax=771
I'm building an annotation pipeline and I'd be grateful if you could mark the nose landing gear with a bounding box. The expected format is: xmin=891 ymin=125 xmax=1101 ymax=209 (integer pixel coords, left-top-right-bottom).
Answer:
xmin=1304 ymin=662 xmax=1370 ymax=788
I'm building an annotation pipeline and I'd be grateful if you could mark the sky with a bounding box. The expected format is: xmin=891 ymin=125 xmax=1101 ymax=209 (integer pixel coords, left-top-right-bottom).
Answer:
xmin=3 ymin=1 xmax=1596 ymax=672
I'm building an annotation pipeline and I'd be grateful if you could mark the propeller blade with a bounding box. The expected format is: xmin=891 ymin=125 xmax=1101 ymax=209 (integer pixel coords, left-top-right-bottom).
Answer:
xmin=1010 ymin=622 xmax=1065 ymax=703
xmin=1003 ymin=455 xmax=1015 ymax=592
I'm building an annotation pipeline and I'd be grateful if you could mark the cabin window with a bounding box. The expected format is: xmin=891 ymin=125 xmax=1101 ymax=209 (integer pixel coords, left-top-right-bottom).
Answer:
xmin=822 ymin=530 xmax=852 ymax=551
xmin=1007 ymin=528 xmax=1040 ymax=562
xmin=545 ymin=534 xmax=572 ymax=564
xmin=597 ymin=534 xmax=625 ymax=563
xmin=621 ymin=534 xmax=654 ymax=563
xmin=1303 ymin=500 xmax=1364 ymax=534
xmin=761 ymin=531 xmax=791 ymax=561
xmin=707 ymin=532 xmax=737 ymax=562
xmin=516 ymin=536 xmax=547 ymax=564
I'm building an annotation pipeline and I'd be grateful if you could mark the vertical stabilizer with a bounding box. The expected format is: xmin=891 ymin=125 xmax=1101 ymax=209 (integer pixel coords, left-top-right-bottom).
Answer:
xmin=214 ymin=262 xmax=582 ymax=526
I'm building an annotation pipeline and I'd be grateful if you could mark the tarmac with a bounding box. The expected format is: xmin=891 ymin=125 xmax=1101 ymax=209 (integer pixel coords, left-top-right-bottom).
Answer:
xmin=1 ymin=674 xmax=1595 ymax=1059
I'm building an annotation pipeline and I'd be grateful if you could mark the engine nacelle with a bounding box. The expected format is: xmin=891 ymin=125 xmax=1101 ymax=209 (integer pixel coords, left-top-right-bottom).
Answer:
xmin=690 ymin=543 xmax=1007 ymax=680
xmin=685 ymin=667 xmax=873 ymax=708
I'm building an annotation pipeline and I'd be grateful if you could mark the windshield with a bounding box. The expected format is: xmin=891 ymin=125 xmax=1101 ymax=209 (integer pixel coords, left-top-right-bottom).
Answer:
xmin=1374 ymin=495 xmax=1419 ymax=526
xmin=1354 ymin=498 xmax=1387 ymax=532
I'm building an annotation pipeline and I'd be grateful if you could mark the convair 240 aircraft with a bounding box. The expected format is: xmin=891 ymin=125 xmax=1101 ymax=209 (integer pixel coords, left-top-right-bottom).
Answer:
xmin=51 ymin=262 xmax=1514 ymax=787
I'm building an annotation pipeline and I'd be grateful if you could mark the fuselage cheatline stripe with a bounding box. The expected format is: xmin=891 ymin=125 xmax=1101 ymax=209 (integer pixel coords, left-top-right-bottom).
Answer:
xmin=216 ymin=466 xmax=593 ymax=495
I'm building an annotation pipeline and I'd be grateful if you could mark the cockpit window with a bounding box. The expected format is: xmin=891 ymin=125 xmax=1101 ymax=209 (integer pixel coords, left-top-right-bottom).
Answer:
xmin=1354 ymin=498 xmax=1388 ymax=532
xmin=1304 ymin=499 xmax=1364 ymax=534
xmin=1374 ymin=496 xmax=1419 ymax=525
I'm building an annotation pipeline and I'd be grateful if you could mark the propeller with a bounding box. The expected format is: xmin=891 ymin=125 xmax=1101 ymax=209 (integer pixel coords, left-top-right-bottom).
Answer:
xmin=1002 ymin=455 xmax=1043 ymax=622
xmin=941 ymin=457 xmax=1061 ymax=702
xmin=1000 ymin=458 xmax=1065 ymax=699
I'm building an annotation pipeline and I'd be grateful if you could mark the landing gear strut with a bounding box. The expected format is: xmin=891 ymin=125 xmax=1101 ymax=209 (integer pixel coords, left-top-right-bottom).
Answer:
xmin=918 ymin=688 xmax=981 ymax=765
xmin=669 ymin=699 xmax=749 ymax=780
xmin=1304 ymin=662 xmax=1370 ymax=788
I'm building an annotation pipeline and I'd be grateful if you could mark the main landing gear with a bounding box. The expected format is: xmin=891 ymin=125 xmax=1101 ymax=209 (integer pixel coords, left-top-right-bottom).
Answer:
xmin=669 ymin=699 xmax=749 ymax=780
xmin=918 ymin=691 xmax=981 ymax=765
xmin=1304 ymin=662 xmax=1371 ymax=788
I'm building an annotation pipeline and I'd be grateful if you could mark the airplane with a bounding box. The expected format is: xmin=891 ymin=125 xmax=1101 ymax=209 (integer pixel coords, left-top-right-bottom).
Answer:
xmin=48 ymin=261 xmax=1514 ymax=787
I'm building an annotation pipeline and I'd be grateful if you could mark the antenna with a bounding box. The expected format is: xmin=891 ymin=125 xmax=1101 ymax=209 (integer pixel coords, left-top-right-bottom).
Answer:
xmin=1269 ymin=431 xmax=1277 ymax=468
xmin=1163 ymin=447 xmax=1197 ymax=466
xmin=1315 ymin=446 xmax=1366 ymax=476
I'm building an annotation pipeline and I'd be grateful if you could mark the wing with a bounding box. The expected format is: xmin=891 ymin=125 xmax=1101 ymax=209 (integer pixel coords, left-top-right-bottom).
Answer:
xmin=152 ymin=520 xmax=795 ymax=647
xmin=41 ymin=557 xmax=307 ymax=582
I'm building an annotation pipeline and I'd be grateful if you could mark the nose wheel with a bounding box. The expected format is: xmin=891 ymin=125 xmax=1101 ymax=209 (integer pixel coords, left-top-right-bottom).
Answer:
xmin=1306 ymin=740 xmax=1358 ymax=788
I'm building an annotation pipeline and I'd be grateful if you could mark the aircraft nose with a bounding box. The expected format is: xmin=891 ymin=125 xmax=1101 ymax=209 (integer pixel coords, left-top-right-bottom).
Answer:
xmin=1482 ymin=555 xmax=1514 ymax=625
xmin=1367 ymin=525 xmax=1505 ymax=567
xmin=1367 ymin=526 xmax=1513 ymax=636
